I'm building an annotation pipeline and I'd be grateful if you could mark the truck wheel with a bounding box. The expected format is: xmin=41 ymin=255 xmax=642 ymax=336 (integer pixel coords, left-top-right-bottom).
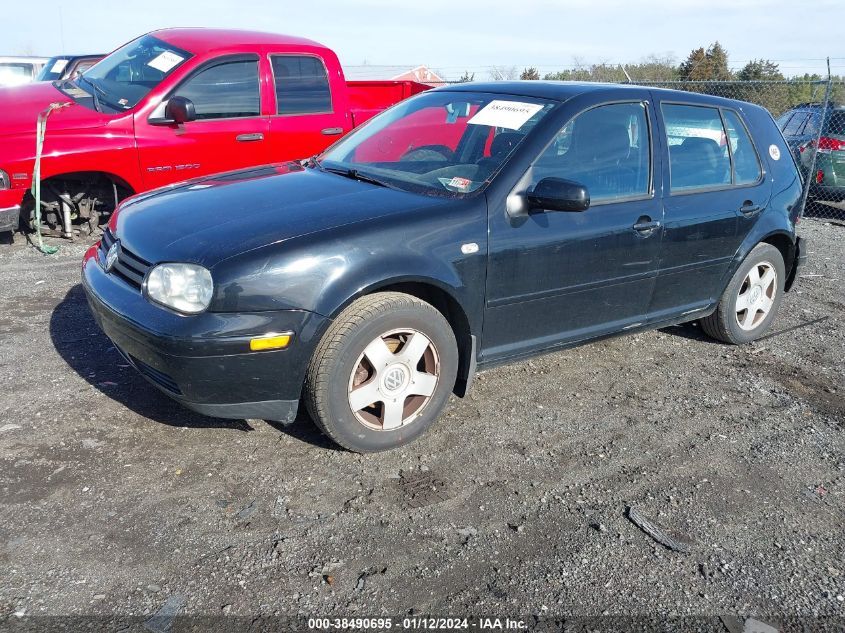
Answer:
xmin=700 ymin=243 xmax=785 ymax=344
xmin=304 ymin=292 xmax=458 ymax=452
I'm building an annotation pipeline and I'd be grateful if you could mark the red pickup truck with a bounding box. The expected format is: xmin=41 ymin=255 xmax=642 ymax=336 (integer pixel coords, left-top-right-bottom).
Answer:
xmin=0 ymin=29 xmax=429 ymax=237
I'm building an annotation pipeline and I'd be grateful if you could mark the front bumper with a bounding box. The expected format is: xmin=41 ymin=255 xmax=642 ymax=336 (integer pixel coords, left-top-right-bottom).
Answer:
xmin=81 ymin=248 xmax=329 ymax=422
xmin=0 ymin=188 xmax=25 ymax=233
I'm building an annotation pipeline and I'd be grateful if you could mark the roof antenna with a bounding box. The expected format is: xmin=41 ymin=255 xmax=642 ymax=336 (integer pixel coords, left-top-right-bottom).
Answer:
xmin=620 ymin=64 xmax=633 ymax=84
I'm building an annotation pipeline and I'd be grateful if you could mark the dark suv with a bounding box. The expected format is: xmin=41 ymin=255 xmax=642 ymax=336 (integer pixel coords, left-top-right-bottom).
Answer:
xmin=83 ymin=82 xmax=807 ymax=452
xmin=776 ymin=102 xmax=845 ymax=214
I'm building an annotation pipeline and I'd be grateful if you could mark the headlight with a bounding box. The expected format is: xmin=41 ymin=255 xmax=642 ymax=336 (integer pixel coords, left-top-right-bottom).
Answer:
xmin=0 ymin=170 xmax=9 ymax=190
xmin=144 ymin=263 xmax=213 ymax=314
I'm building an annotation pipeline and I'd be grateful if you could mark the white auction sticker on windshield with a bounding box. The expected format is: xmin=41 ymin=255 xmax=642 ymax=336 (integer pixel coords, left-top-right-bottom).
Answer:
xmin=51 ymin=59 xmax=69 ymax=73
xmin=468 ymin=100 xmax=544 ymax=130
xmin=147 ymin=51 xmax=184 ymax=73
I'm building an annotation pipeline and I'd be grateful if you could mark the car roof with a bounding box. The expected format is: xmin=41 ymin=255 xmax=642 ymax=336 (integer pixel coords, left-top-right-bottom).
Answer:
xmin=436 ymin=80 xmax=762 ymax=110
xmin=435 ymin=81 xmax=643 ymax=101
xmin=151 ymin=28 xmax=324 ymax=55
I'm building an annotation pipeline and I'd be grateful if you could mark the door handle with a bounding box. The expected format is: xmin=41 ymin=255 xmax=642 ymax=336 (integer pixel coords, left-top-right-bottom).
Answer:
xmin=236 ymin=133 xmax=264 ymax=142
xmin=633 ymin=217 xmax=661 ymax=235
xmin=739 ymin=201 xmax=762 ymax=216
xmin=321 ymin=127 xmax=343 ymax=136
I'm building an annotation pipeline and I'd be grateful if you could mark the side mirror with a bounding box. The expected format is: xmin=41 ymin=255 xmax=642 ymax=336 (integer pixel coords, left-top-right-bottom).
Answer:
xmin=526 ymin=177 xmax=590 ymax=212
xmin=164 ymin=96 xmax=196 ymax=124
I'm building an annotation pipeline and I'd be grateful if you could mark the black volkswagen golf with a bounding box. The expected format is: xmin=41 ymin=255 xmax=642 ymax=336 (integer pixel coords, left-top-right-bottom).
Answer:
xmin=83 ymin=82 xmax=807 ymax=452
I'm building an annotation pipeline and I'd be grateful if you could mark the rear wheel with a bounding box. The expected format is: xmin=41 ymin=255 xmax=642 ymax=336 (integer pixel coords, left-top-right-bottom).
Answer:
xmin=304 ymin=292 xmax=458 ymax=452
xmin=701 ymin=243 xmax=785 ymax=344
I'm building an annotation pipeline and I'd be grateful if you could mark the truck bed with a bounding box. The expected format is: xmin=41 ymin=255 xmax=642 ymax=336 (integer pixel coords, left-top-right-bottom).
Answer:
xmin=346 ymin=80 xmax=431 ymax=126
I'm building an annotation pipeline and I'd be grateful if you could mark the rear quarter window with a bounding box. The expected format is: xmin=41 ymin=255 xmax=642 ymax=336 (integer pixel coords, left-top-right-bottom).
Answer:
xmin=723 ymin=110 xmax=762 ymax=185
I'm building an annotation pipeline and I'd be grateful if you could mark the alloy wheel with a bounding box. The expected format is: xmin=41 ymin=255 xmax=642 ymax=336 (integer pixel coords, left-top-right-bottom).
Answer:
xmin=735 ymin=261 xmax=777 ymax=331
xmin=347 ymin=328 xmax=440 ymax=431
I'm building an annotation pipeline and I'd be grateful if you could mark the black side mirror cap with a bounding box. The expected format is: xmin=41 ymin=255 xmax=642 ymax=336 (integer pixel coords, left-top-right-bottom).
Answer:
xmin=527 ymin=177 xmax=590 ymax=212
xmin=163 ymin=96 xmax=196 ymax=125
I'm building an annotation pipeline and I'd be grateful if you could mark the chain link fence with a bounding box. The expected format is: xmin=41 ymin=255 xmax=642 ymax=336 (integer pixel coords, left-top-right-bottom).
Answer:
xmin=632 ymin=78 xmax=845 ymax=222
xmin=436 ymin=74 xmax=845 ymax=222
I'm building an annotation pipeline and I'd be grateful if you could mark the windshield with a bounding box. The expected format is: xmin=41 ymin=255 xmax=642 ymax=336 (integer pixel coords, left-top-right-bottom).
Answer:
xmin=37 ymin=57 xmax=71 ymax=81
xmin=65 ymin=35 xmax=192 ymax=112
xmin=319 ymin=91 xmax=556 ymax=196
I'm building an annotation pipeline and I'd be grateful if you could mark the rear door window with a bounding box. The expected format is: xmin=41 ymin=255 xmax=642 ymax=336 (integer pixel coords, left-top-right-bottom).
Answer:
xmin=663 ymin=104 xmax=731 ymax=190
xmin=723 ymin=110 xmax=762 ymax=185
xmin=177 ymin=58 xmax=260 ymax=119
xmin=271 ymin=55 xmax=332 ymax=115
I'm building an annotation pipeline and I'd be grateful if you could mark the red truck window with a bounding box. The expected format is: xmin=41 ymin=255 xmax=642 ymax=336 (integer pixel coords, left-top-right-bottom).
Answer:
xmin=271 ymin=55 xmax=332 ymax=115
xmin=176 ymin=59 xmax=261 ymax=120
xmin=354 ymin=104 xmax=482 ymax=163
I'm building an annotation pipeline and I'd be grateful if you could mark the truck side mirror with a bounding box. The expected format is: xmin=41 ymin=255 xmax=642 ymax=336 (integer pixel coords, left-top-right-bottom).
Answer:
xmin=526 ymin=177 xmax=590 ymax=212
xmin=165 ymin=96 xmax=196 ymax=124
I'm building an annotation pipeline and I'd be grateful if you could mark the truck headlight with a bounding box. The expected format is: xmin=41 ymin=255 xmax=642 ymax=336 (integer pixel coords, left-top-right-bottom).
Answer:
xmin=144 ymin=263 xmax=213 ymax=314
xmin=0 ymin=170 xmax=10 ymax=190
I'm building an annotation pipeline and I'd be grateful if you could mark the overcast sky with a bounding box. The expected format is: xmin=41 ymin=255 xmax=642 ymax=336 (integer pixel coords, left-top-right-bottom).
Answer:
xmin=5 ymin=0 xmax=843 ymax=79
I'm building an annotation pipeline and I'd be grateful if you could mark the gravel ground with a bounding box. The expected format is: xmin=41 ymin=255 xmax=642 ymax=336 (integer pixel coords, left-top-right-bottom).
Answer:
xmin=0 ymin=220 xmax=843 ymax=632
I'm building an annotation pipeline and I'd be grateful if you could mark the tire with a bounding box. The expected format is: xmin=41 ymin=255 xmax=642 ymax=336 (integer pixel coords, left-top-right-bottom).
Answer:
xmin=700 ymin=243 xmax=785 ymax=344
xmin=304 ymin=292 xmax=458 ymax=452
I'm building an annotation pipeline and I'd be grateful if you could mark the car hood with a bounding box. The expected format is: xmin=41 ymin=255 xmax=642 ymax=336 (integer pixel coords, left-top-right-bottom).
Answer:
xmin=0 ymin=81 xmax=105 ymax=137
xmin=114 ymin=164 xmax=453 ymax=268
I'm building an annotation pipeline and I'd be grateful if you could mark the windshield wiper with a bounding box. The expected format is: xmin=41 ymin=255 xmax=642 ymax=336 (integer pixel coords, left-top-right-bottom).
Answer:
xmin=323 ymin=166 xmax=389 ymax=188
xmin=78 ymin=76 xmax=103 ymax=113
xmin=304 ymin=155 xmax=325 ymax=171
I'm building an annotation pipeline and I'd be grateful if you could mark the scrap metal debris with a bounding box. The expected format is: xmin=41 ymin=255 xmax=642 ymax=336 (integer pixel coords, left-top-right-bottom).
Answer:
xmin=626 ymin=506 xmax=691 ymax=553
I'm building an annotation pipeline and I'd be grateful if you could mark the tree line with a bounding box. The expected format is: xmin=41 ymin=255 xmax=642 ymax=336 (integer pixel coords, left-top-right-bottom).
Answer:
xmin=455 ymin=43 xmax=843 ymax=116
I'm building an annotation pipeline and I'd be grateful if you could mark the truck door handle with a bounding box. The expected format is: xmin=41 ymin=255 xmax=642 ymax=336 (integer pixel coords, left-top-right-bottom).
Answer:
xmin=633 ymin=217 xmax=661 ymax=235
xmin=236 ymin=133 xmax=264 ymax=142
xmin=321 ymin=127 xmax=343 ymax=136
xmin=739 ymin=201 xmax=762 ymax=216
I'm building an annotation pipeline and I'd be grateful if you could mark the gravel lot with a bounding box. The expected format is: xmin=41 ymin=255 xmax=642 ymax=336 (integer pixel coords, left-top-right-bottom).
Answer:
xmin=0 ymin=220 xmax=843 ymax=632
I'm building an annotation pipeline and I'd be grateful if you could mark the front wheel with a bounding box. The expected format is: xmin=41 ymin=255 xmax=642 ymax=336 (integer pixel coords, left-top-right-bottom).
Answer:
xmin=700 ymin=243 xmax=785 ymax=344
xmin=304 ymin=292 xmax=458 ymax=452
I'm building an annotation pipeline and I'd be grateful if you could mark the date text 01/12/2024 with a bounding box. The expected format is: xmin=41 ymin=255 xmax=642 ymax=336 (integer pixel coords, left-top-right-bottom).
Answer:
xmin=307 ymin=617 xmax=528 ymax=629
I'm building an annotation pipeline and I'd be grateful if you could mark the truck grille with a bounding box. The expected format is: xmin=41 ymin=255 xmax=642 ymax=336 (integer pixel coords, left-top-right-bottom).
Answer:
xmin=100 ymin=228 xmax=151 ymax=290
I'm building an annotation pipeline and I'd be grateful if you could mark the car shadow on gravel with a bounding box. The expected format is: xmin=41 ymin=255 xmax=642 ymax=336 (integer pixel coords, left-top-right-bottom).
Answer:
xmin=49 ymin=284 xmax=339 ymax=448
xmin=658 ymin=321 xmax=720 ymax=343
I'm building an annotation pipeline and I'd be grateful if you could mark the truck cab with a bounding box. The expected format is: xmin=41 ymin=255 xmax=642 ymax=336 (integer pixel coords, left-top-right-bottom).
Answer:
xmin=0 ymin=29 xmax=429 ymax=237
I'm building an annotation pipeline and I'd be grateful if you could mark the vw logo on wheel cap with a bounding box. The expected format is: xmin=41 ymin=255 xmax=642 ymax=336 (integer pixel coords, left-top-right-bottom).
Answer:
xmin=104 ymin=240 xmax=120 ymax=272
xmin=382 ymin=366 xmax=407 ymax=393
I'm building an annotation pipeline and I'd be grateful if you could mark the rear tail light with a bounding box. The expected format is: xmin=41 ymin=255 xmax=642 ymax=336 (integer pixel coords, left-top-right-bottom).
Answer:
xmin=817 ymin=136 xmax=845 ymax=151
xmin=816 ymin=169 xmax=824 ymax=184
